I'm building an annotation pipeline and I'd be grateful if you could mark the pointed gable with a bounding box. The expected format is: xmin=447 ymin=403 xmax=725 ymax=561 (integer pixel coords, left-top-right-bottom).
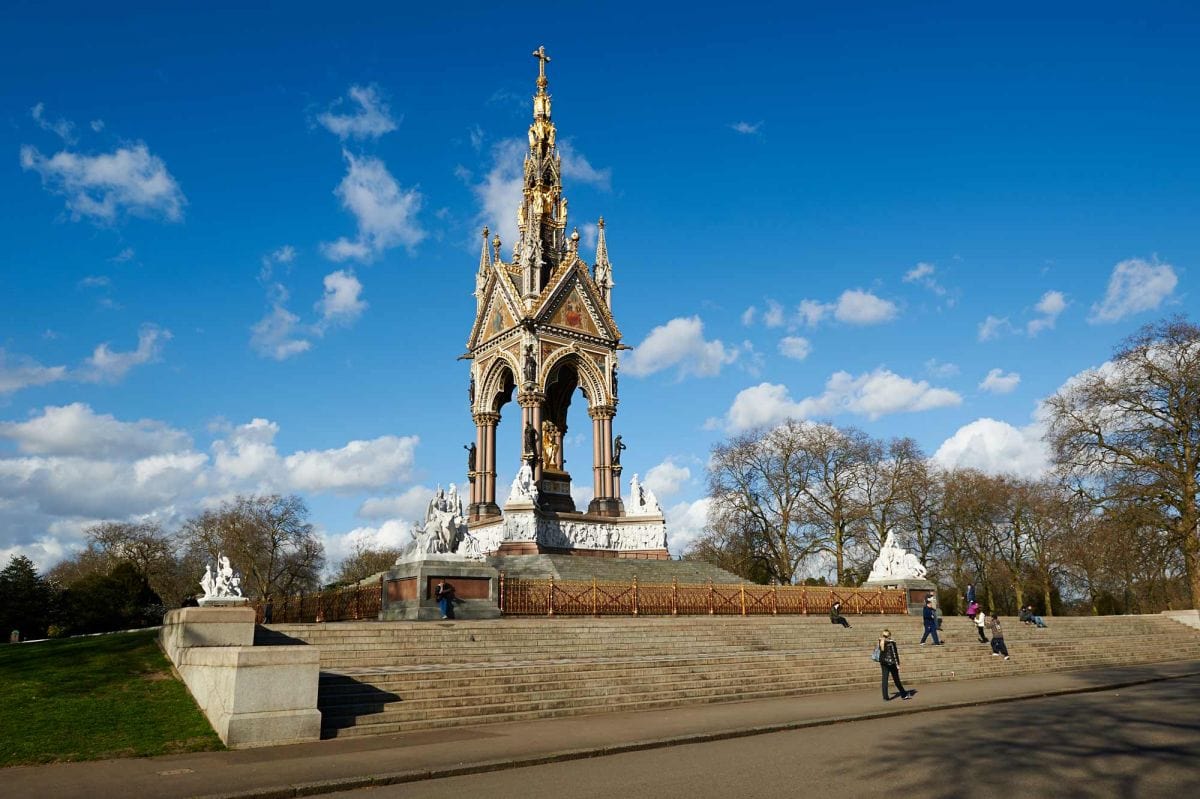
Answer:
xmin=534 ymin=260 xmax=620 ymax=342
xmin=467 ymin=274 xmax=523 ymax=350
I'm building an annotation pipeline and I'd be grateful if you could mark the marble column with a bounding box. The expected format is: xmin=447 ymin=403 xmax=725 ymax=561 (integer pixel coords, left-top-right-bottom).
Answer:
xmin=474 ymin=412 xmax=500 ymax=516
xmin=587 ymin=405 xmax=620 ymax=516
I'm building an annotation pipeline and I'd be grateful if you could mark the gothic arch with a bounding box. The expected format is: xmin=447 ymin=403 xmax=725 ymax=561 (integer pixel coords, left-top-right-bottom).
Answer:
xmin=478 ymin=352 xmax=519 ymax=415
xmin=541 ymin=347 xmax=608 ymax=407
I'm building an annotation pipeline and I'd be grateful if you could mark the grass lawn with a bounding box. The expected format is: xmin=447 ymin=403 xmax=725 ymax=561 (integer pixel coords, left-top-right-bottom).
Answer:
xmin=0 ymin=629 xmax=223 ymax=767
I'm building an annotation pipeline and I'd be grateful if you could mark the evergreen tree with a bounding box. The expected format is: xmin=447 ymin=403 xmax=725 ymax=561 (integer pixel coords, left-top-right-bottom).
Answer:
xmin=0 ymin=555 xmax=57 ymax=641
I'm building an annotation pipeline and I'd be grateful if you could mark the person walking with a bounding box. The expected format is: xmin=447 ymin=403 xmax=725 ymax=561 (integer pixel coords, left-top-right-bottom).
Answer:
xmin=989 ymin=613 xmax=1010 ymax=660
xmin=434 ymin=579 xmax=457 ymax=620
xmin=878 ymin=629 xmax=911 ymax=701
xmin=965 ymin=582 xmax=976 ymax=608
xmin=974 ymin=609 xmax=989 ymax=643
xmin=830 ymin=600 xmax=851 ymax=628
xmin=919 ymin=597 xmax=942 ymax=645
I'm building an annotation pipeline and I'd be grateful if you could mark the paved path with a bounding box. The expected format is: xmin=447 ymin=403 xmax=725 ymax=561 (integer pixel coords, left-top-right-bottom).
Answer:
xmin=5 ymin=659 xmax=1199 ymax=799
xmin=338 ymin=674 xmax=1200 ymax=799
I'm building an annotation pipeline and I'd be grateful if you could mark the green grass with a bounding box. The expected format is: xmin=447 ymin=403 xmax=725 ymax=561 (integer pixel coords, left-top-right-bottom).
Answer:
xmin=0 ymin=629 xmax=223 ymax=767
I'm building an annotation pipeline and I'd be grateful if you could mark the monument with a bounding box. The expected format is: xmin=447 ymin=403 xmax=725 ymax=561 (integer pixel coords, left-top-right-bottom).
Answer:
xmin=458 ymin=45 xmax=668 ymax=559
xmin=863 ymin=531 xmax=936 ymax=615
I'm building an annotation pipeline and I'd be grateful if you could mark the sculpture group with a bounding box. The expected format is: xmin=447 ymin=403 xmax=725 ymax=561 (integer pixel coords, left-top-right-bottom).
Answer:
xmin=867 ymin=531 xmax=928 ymax=582
xmin=199 ymin=554 xmax=245 ymax=604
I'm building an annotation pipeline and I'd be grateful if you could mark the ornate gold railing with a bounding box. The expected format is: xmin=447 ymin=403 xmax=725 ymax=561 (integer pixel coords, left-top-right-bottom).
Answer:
xmin=498 ymin=575 xmax=908 ymax=617
xmin=253 ymin=578 xmax=383 ymax=624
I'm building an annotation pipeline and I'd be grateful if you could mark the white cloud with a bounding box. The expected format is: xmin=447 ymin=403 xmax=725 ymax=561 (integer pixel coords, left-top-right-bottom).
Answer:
xmin=932 ymin=418 xmax=1049 ymax=478
xmin=316 ymin=269 xmax=367 ymax=328
xmin=740 ymin=306 xmax=757 ymax=326
xmin=622 ymin=316 xmax=738 ymax=379
xmin=763 ymin=299 xmax=785 ymax=328
xmin=77 ymin=275 xmax=111 ymax=289
xmin=834 ymin=289 xmax=898 ymax=325
xmin=729 ymin=121 xmax=762 ymax=135
xmin=473 ymin=138 xmax=525 ymax=247
xmin=665 ymin=497 xmax=711 ymax=554
xmin=1027 ymin=290 xmax=1067 ymax=336
xmin=1089 ymin=257 xmax=1178 ymax=323
xmin=0 ymin=403 xmax=190 ymax=458
xmin=903 ymin=262 xmax=946 ymax=296
xmin=777 ymin=336 xmax=811 ymax=361
xmin=559 ymin=141 xmax=611 ymax=191
xmin=250 ymin=303 xmax=311 ymax=360
xmin=20 ymin=142 xmax=186 ymax=222
xmin=285 ymin=436 xmax=419 ymax=493
xmin=924 ymin=359 xmax=959 ymax=378
xmin=317 ymin=85 xmax=398 ymax=140
xmin=979 ymin=368 xmax=1021 ymax=394
xmin=358 ymin=486 xmax=435 ymax=521
xmin=31 ymin=102 xmax=76 ymax=143
xmin=978 ymin=315 xmax=1013 ymax=342
xmin=796 ymin=299 xmax=831 ymax=328
xmin=722 ymin=369 xmax=961 ymax=431
xmin=322 ymin=150 xmax=424 ymax=262
xmin=0 ymin=350 xmax=68 ymax=395
xmin=644 ymin=460 xmax=691 ymax=498
xmin=110 ymin=247 xmax=135 ymax=263
xmin=80 ymin=324 xmax=170 ymax=383
xmin=90 ymin=119 xmax=104 ymax=133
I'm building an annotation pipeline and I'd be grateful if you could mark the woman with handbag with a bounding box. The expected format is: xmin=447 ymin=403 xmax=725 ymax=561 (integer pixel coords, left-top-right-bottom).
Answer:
xmin=878 ymin=629 xmax=911 ymax=701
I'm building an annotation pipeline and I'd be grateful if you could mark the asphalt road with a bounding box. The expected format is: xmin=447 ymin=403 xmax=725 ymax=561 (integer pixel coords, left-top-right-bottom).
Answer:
xmin=335 ymin=675 xmax=1200 ymax=799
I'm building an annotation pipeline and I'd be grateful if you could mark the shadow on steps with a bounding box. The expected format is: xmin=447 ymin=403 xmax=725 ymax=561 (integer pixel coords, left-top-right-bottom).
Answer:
xmin=319 ymin=673 xmax=402 ymax=737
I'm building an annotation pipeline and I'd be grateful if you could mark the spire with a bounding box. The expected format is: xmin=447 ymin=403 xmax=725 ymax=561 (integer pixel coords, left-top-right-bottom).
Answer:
xmin=475 ymin=225 xmax=490 ymax=302
xmin=594 ymin=217 xmax=613 ymax=307
xmin=515 ymin=45 xmax=567 ymax=300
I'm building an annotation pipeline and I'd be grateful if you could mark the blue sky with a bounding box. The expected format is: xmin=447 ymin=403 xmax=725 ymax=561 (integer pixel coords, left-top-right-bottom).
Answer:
xmin=1 ymin=2 xmax=1197 ymax=573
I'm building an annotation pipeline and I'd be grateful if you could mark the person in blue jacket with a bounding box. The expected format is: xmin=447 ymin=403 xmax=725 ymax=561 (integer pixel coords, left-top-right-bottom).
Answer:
xmin=919 ymin=597 xmax=942 ymax=645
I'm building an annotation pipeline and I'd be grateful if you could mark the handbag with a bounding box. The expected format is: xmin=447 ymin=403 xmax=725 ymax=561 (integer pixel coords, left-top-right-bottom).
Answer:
xmin=870 ymin=645 xmax=881 ymax=663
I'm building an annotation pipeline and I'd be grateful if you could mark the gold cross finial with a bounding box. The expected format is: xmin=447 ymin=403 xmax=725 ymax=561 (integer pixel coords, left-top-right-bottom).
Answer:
xmin=532 ymin=45 xmax=551 ymax=88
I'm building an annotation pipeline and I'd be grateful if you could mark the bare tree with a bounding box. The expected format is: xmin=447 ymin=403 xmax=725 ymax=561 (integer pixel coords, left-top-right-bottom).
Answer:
xmin=180 ymin=495 xmax=324 ymax=600
xmin=704 ymin=420 xmax=824 ymax=583
xmin=795 ymin=424 xmax=874 ymax=585
xmin=334 ymin=542 xmax=402 ymax=586
xmin=1045 ymin=316 xmax=1200 ymax=608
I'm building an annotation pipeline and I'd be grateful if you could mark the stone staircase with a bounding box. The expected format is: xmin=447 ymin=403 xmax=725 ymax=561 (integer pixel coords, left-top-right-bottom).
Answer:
xmin=486 ymin=554 xmax=747 ymax=584
xmin=255 ymin=614 xmax=1200 ymax=740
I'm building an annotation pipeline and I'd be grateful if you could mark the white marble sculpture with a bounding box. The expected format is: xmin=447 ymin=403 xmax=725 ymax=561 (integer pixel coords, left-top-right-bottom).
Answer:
xmin=626 ymin=473 xmax=662 ymax=517
xmin=506 ymin=462 xmax=540 ymax=507
xmin=867 ymin=531 xmax=928 ymax=581
xmin=401 ymin=484 xmax=470 ymax=560
xmin=199 ymin=553 xmax=246 ymax=604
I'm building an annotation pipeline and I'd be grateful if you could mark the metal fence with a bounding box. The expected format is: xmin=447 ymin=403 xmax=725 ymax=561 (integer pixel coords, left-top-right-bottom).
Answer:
xmin=498 ymin=575 xmax=908 ymax=617
xmin=253 ymin=578 xmax=383 ymax=624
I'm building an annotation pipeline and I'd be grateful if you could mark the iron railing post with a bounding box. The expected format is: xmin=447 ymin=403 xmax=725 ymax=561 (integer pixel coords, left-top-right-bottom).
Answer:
xmin=632 ymin=576 xmax=639 ymax=616
xmin=548 ymin=576 xmax=555 ymax=617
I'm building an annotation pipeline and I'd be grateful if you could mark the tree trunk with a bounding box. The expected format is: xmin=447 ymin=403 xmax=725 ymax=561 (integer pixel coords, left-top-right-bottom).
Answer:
xmin=1042 ymin=578 xmax=1054 ymax=617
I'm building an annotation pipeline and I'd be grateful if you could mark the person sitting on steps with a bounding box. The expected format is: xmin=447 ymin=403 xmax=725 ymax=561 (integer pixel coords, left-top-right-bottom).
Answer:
xmin=830 ymin=600 xmax=851 ymax=628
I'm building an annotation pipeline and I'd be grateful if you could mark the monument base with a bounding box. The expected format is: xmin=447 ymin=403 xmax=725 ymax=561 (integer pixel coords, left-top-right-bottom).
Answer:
xmin=864 ymin=578 xmax=937 ymax=616
xmin=381 ymin=556 xmax=502 ymax=621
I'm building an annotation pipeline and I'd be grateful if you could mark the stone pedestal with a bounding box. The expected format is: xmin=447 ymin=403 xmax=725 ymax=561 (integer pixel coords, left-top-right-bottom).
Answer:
xmin=159 ymin=606 xmax=320 ymax=748
xmin=539 ymin=467 xmax=576 ymax=512
xmin=864 ymin=578 xmax=937 ymax=616
xmin=382 ymin=556 xmax=502 ymax=621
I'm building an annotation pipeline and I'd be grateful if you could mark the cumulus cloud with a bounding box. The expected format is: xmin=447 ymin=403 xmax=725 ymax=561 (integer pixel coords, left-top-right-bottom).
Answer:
xmin=1027 ymin=290 xmax=1067 ymax=336
xmin=720 ymin=369 xmax=961 ymax=431
xmin=0 ymin=406 xmax=427 ymax=569
xmin=1089 ymin=257 xmax=1178 ymax=323
xmin=763 ymin=299 xmax=785 ymax=328
xmin=924 ymin=359 xmax=959 ymax=378
xmin=792 ymin=290 xmax=898 ymax=328
xmin=322 ymin=150 xmax=424 ymax=261
xmin=317 ymin=85 xmax=398 ymax=140
xmin=740 ymin=306 xmax=757 ymax=326
xmin=777 ymin=336 xmax=811 ymax=361
xmin=0 ymin=350 xmax=68 ymax=395
xmin=835 ymin=289 xmax=898 ymax=324
xmin=0 ymin=403 xmax=190 ymax=459
xmin=559 ymin=141 xmax=611 ymax=191
xmin=316 ymin=269 xmax=367 ymax=328
xmin=622 ymin=316 xmax=739 ymax=379
xmin=665 ymin=497 xmax=711 ymax=554
xmin=30 ymin=102 xmax=76 ymax=143
xmin=20 ymin=142 xmax=186 ymax=222
xmin=978 ymin=315 xmax=1014 ymax=342
xmin=932 ymin=418 xmax=1049 ymax=478
xmin=357 ymin=485 xmax=435 ymax=521
xmin=250 ymin=302 xmax=311 ymax=360
xmin=473 ymin=138 xmax=525 ymax=247
xmin=80 ymin=324 xmax=170 ymax=382
xmin=979 ymin=368 xmax=1021 ymax=394
xmin=644 ymin=460 xmax=691 ymax=498
xmin=729 ymin=121 xmax=762 ymax=135
xmin=903 ymin=262 xmax=947 ymax=296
